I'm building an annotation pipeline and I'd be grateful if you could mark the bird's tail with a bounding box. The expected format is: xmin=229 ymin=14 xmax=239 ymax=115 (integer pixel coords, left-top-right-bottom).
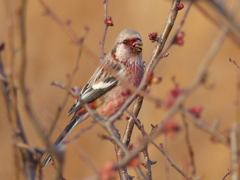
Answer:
xmin=41 ymin=114 xmax=83 ymax=168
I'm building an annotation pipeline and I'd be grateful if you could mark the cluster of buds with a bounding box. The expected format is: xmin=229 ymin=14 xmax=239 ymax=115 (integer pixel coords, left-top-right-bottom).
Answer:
xmin=127 ymin=144 xmax=141 ymax=167
xmin=188 ymin=105 xmax=203 ymax=118
xmin=173 ymin=31 xmax=185 ymax=46
xmin=104 ymin=16 xmax=114 ymax=26
xmin=162 ymin=119 xmax=180 ymax=137
xmin=148 ymin=32 xmax=159 ymax=43
xmin=163 ymin=87 xmax=184 ymax=108
xmin=0 ymin=43 xmax=4 ymax=51
xmin=146 ymin=71 xmax=162 ymax=86
xmin=174 ymin=3 xmax=184 ymax=10
xmin=98 ymin=160 xmax=117 ymax=180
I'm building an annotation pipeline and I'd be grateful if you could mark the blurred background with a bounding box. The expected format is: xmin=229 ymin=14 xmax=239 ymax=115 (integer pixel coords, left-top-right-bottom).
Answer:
xmin=0 ymin=0 xmax=240 ymax=179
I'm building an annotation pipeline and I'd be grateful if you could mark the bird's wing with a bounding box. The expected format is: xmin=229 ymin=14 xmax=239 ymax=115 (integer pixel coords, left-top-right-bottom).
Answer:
xmin=68 ymin=67 xmax=119 ymax=115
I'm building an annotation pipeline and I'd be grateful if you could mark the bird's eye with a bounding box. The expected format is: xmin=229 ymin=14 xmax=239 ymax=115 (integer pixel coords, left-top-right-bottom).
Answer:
xmin=123 ymin=40 xmax=129 ymax=44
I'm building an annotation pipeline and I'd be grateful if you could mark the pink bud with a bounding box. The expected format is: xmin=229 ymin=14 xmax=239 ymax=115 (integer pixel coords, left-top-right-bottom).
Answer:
xmin=148 ymin=32 xmax=158 ymax=43
xmin=104 ymin=16 xmax=114 ymax=26
xmin=174 ymin=3 xmax=184 ymax=10
xmin=188 ymin=105 xmax=203 ymax=118
xmin=173 ymin=31 xmax=185 ymax=46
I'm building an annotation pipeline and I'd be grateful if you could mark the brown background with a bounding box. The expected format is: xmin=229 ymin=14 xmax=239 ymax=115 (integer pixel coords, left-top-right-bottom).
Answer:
xmin=0 ymin=0 xmax=239 ymax=179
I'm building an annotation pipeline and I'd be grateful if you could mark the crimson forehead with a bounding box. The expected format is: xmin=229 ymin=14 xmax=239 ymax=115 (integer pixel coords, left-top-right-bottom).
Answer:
xmin=121 ymin=37 xmax=142 ymax=44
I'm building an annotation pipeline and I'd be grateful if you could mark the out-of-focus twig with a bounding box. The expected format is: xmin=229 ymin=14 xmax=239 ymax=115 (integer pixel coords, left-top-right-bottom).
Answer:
xmin=208 ymin=0 xmax=240 ymax=39
xmin=221 ymin=169 xmax=231 ymax=180
xmin=0 ymin=43 xmax=38 ymax=179
xmin=19 ymin=0 xmax=50 ymax=146
xmin=100 ymin=0 xmax=109 ymax=59
xmin=230 ymin=124 xmax=239 ymax=180
xmin=39 ymin=0 xmax=82 ymax=44
xmin=74 ymin=142 xmax=99 ymax=174
xmin=153 ymin=143 xmax=192 ymax=180
xmin=195 ymin=1 xmax=240 ymax=46
xmin=182 ymin=115 xmax=196 ymax=176
xmin=229 ymin=58 xmax=240 ymax=69
xmin=63 ymin=122 xmax=96 ymax=144
xmin=47 ymin=29 xmax=88 ymax=138
xmin=180 ymin=107 xmax=229 ymax=146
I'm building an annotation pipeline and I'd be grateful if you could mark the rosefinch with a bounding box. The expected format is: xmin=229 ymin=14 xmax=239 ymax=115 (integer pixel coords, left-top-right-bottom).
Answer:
xmin=41 ymin=29 xmax=144 ymax=167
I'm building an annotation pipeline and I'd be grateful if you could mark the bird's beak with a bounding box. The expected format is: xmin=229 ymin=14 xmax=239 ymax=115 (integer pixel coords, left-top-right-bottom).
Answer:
xmin=132 ymin=40 xmax=143 ymax=53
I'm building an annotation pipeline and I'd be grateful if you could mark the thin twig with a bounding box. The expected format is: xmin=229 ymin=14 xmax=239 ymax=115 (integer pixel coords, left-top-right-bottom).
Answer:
xmin=182 ymin=115 xmax=196 ymax=176
xmin=47 ymin=31 xmax=88 ymax=138
xmin=100 ymin=0 xmax=109 ymax=59
xmin=195 ymin=1 xmax=240 ymax=46
xmin=134 ymin=166 xmax=148 ymax=180
xmin=19 ymin=0 xmax=50 ymax=147
xmin=180 ymin=107 xmax=229 ymax=146
xmin=230 ymin=124 xmax=239 ymax=180
xmin=153 ymin=143 xmax=192 ymax=180
xmin=208 ymin=0 xmax=240 ymax=39
xmin=221 ymin=169 xmax=231 ymax=180
xmin=229 ymin=58 xmax=240 ymax=69
xmin=63 ymin=122 xmax=96 ymax=144
xmin=73 ymin=142 xmax=99 ymax=174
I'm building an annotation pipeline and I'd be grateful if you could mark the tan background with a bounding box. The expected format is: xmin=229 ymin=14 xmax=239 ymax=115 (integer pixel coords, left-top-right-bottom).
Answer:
xmin=0 ymin=0 xmax=239 ymax=179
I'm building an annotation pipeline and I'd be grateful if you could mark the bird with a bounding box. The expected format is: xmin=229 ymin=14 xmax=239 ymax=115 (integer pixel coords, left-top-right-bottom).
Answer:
xmin=41 ymin=28 xmax=145 ymax=168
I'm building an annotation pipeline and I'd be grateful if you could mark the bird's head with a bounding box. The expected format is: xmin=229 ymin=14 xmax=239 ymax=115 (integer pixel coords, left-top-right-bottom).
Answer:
xmin=112 ymin=29 xmax=143 ymax=60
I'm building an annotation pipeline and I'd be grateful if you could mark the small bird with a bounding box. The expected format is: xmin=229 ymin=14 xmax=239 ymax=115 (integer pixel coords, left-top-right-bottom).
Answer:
xmin=41 ymin=29 xmax=144 ymax=168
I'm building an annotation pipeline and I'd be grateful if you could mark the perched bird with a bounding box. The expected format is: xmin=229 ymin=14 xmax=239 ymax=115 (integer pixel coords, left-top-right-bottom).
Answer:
xmin=41 ymin=29 xmax=144 ymax=167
